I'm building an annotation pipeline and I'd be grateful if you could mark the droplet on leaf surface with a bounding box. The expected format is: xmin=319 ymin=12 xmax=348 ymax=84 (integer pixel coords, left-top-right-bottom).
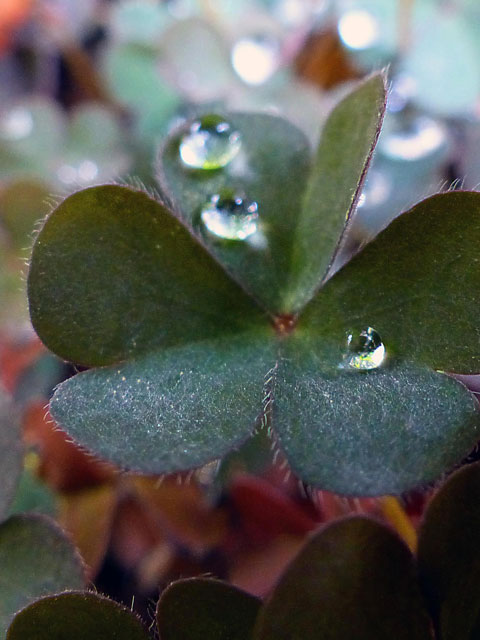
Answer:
xmin=199 ymin=193 xmax=259 ymax=240
xmin=179 ymin=115 xmax=241 ymax=170
xmin=344 ymin=327 xmax=386 ymax=371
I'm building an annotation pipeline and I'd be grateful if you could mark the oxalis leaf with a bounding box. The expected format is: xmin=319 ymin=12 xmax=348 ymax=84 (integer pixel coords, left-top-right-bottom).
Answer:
xmin=157 ymin=578 xmax=261 ymax=640
xmin=0 ymin=514 xmax=86 ymax=635
xmin=253 ymin=516 xmax=433 ymax=640
xmin=6 ymin=591 xmax=149 ymax=639
xmin=417 ymin=461 xmax=480 ymax=640
xmin=0 ymin=388 xmax=23 ymax=520
xmin=27 ymin=75 xmax=480 ymax=495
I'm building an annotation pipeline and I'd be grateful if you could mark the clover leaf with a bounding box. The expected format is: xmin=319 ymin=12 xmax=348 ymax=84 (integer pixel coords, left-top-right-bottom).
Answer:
xmin=27 ymin=73 xmax=480 ymax=495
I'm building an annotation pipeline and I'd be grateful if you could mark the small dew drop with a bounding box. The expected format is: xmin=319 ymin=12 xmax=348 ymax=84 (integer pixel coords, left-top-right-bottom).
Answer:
xmin=200 ymin=193 xmax=259 ymax=240
xmin=379 ymin=115 xmax=448 ymax=162
xmin=338 ymin=9 xmax=380 ymax=51
xmin=1 ymin=106 xmax=34 ymax=141
xmin=231 ymin=34 xmax=280 ymax=86
xmin=179 ymin=115 xmax=241 ymax=170
xmin=344 ymin=327 xmax=386 ymax=371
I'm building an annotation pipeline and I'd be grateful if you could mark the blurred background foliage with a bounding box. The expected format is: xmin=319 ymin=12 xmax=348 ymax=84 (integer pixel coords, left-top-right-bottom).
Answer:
xmin=0 ymin=0 xmax=479 ymax=626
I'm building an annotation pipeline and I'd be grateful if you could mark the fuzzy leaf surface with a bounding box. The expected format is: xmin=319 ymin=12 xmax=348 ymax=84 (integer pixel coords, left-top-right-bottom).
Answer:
xmin=159 ymin=75 xmax=385 ymax=314
xmin=158 ymin=112 xmax=311 ymax=314
xmin=157 ymin=578 xmax=261 ymax=640
xmin=6 ymin=592 xmax=149 ymax=639
xmin=283 ymin=72 xmax=386 ymax=311
xmin=0 ymin=515 xmax=86 ymax=635
xmin=302 ymin=191 xmax=480 ymax=373
xmin=28 ymin=185 xmax=266 ymax=367
xmin=417 ymin=462 xmax=480 ymax=639
xmin=273 ymin=335 xmax=480 ymax=495
xmin=50 ymin=333 xmax=276 ymax=473
xmin=0 ymin=388 xmax=23 ymax=519
xmin=254 ymin=517 xmax=433 ymax=640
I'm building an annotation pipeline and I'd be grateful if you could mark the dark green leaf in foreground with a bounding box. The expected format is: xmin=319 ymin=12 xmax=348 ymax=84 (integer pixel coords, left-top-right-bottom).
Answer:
xmin=7 ymin=591 xmax=149 ymax=640
xmin=158 ymin=111 xmax=311 ymax=314
xmin=0 ymin=514 xmax=86 ymax=635
xmin=157 ymin=578 xmax=261 ymax=640
xmin=28 ymin=185 xmax=266 ymax=367
xmin=158 ymin=74 xmax=386 ymax=314
xmin=50 ymin=332 xmax=276 ymax=473
xmin=0 ymin=388 xmax=23 ymax=520
xmin=273 ymin=335 xmax=480 ymax=495
xmin=253 ymin=517 xmax=433 ymax=640
xmin=283 ymin=72 xmax=387 ymax=311
xmin=302 ymin=191 xmax=480 ymax=373
xmin=417 ymin=462 xmax=480 ymax=640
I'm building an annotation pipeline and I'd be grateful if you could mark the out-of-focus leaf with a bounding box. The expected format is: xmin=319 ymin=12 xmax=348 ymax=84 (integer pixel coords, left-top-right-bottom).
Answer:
xmin=6 ymin=591 xmax=150 ymax=639
xmin=253 ymin=517 xmax=433 ymax=639
xmin=417 ymin=462 xmax=480 ymax=640
xmin=0 ymin=514 xmax=86 ymax=635
xmin=157 ymin=578 xmax=261 ymax=640
xmin=0 ymin=387 xmax=22 ymax=519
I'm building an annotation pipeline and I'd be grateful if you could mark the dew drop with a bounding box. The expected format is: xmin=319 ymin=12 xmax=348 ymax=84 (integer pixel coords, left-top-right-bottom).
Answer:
xmin=200 ymin=193 xmax=259 ymax=240
xmin=0 ymin=106 xmax=34 ymax=141
xmin=338 ymin=9 xmax=380 ymax=51
xmin=179 ymin=115 xmax=241 ymax=170
xmin=344 ymin=327 xmax=386 ymax=371
xmin=379 ymin=115 xmax=448 ymax=162
xmin=231 ymin=34 xmax=280 ymax=86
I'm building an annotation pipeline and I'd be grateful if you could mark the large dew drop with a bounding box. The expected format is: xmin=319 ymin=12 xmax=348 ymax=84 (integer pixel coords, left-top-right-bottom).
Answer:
xmin=200 ymin=193 xmax=259 ymax=240
xmin=344 ymin=327 xmax=386 ymax=371
xmin=179 ymin=115 xmax=241 ymax=170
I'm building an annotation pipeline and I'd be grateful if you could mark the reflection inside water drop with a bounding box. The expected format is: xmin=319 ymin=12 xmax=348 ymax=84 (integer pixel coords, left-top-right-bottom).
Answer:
xmin=200 ymin=193 xmax=259 ymax=240
xmin=179 ymin=115 xmax=241 ymax=170
xmin=344 ymin=327 xmax=386 ymax=370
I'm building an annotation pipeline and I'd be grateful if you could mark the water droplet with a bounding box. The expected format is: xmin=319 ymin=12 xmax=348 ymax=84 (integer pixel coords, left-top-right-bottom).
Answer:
xmin=344 ymin=327 xmax=386 ymax=371
xmin=338 ymin=9 xmax=380 ymax=50
xmin=56 ymin=159 xmax=99 ymax=186
xmin=0 ymin=106 xmax=34 ymax=141
xmin=379 ymin=115 xmax=448 ymax=162
xmin=200 ymin=193 xmax=259 ymax=240
xmin=179 ymin=115 xmax=241 ymax=170
xmin=357 ymin=169 xmax=391 ymax=210
xmin=231 ymin=34 xmax=280 ymax=85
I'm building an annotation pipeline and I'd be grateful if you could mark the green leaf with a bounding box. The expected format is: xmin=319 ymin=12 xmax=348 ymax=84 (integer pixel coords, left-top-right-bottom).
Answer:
xmin=8 ymin=467 xmax=57 ymax=518
xmin=158 ymin=111 xmax=311 ymax=314
xmin=283 ymin=72 xmax=387 ymax=311
xmin=6 ymin=591 xmax=150 ymax=639
xmin=50 ymin=332 xmax=276 ymax=473
xmin=273 ymin=335 xmax=480 ymax=495
xmin=0 ymin=388 xmax=23 ymax=520
xmin=253 ymin=516 xmax=433 ymax=640
xmin=28 ymin=185 xmax=266 ymax=367
xmin=158 ymin=74 xmax=386 ymax=314
xmin=0 ymin=514 xmax=86 ymax=635
xmin=417 ymin=462 xmax=480 ymax=639
xmin=302 ymin=191 xmax=480 ymax=373
xmin=157 ymin=578 xmax=261 ymax=640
